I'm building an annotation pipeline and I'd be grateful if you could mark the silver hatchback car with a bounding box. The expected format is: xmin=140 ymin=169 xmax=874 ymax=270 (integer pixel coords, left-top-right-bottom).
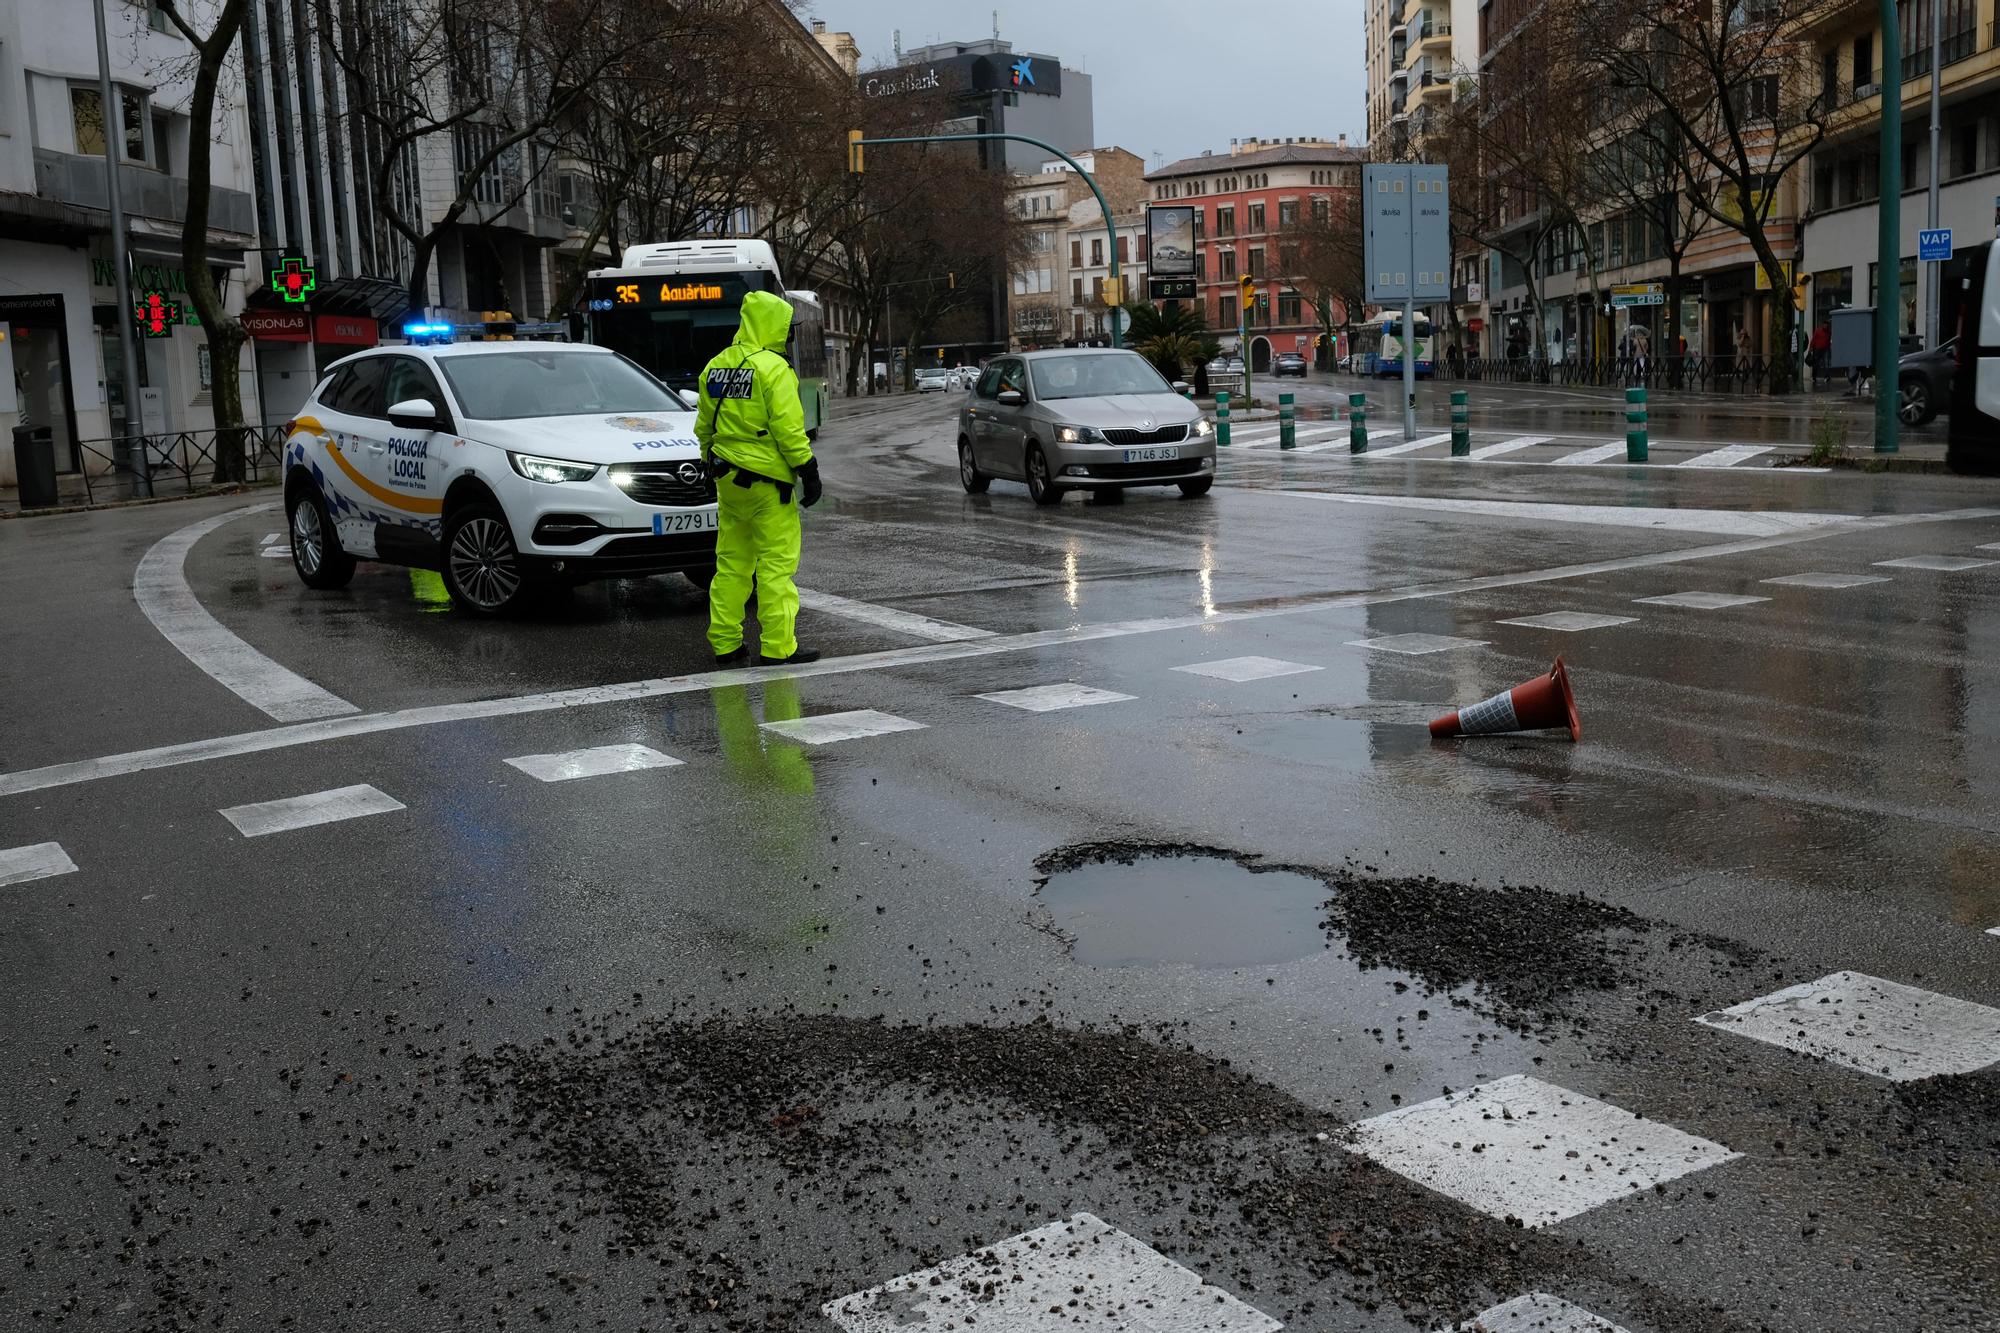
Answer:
xmin=957 ymin=349 xmax=1217 ymax=504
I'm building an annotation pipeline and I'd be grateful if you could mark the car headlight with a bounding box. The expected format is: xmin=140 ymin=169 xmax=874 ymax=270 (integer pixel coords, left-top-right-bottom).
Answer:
xmin=1054 ymin=424 xmax=1104 ymax=444
xmin=1192 ymin=418 xmax=1215 ymax=437
xmin=508 ymin=452 xmax=599 ymax=484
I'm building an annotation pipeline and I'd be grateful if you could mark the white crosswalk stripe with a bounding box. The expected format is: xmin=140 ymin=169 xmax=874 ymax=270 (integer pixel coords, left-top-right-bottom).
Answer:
xmin=759 ymin=709 xmax=925 ymax=746
xmin=503 ymin=743 xmax=683 ymax=782
xmin=1238 ymin=425 xmax=1347 ymax=450
xmin=1697 ymin=971 xmax=2000 ymax=1081
xmin=219 ymin=784 xmax=405 ymax=838
xmin=1466 ymin=435 xmax=1551 ymax=459
xmin=1 ymin=841 xmax=78 ymax=887
xmin=1459 ymin=1293 xmax=1632 ymax=1332
xmin=1679 ymin=443 xmax=1775 ymax=468
xmin=1551 ymin=441 xmax=1629 ymax=465
xmin=978 ymin=682 xmax=1135 ymax=712
xmin=1358 ymin=432 xmax=1453 ymax=458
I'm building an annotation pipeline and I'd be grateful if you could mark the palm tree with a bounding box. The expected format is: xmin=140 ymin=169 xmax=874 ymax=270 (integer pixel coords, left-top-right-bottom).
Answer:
xmin=1125 ymin=302 xmax=1221 ymax=384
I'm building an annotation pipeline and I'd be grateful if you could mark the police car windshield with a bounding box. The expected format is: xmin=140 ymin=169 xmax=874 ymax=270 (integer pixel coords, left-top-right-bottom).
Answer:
xmin=435 ymin=351 xmax=689 ymax=420
xmin=1028 ymin=353 xmax=1171 ymax=401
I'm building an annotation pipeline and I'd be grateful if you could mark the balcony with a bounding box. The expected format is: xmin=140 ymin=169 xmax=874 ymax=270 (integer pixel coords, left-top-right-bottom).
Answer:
xmin=28 ymin=148 xmax=254 ymax=238
xmin=1901 ymin=26 xmax=1978 ymax=79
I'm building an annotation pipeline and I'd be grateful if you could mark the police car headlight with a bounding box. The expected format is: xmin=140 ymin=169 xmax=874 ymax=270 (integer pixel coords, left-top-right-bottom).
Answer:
xmin=1054 ymin=424 xmax=1104 ymax=444
xmin=508 ymin=452 xmax=598 ymax=484
xmin=1192 ymin=418 xmax=1215 ymax=437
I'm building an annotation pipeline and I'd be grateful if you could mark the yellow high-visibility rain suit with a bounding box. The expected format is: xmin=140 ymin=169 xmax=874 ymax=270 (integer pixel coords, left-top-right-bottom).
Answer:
xmin=693 ymin=290 xmax=821 ymax=662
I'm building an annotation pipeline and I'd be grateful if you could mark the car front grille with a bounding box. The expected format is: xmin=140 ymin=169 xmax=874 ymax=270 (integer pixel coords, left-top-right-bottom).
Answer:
xmin=1101 ymin=424 xmax=1190 ymax=446
xmin=609 ymin=462 xmax=716 ymax=507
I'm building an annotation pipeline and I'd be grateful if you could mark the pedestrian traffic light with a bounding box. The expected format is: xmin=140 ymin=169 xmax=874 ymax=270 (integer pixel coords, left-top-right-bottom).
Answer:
xmin=481 ymin=311 xmax=516 ymax=340
xmin=1239 ymin=273 xmax=1256 ymax=310
xmin=847 ymin=129 xmax=864 ymax=174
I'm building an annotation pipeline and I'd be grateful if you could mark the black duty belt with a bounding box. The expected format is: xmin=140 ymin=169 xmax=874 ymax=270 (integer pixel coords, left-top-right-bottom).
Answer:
xmin=713 ymin=458 xmax=793 ymax=505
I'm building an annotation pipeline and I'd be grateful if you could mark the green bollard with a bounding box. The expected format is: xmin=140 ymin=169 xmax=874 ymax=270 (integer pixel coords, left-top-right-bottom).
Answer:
xmin=1625 ymin=386 xmax=1648 ymax=462
xmin=1215 ymin=390 xmax=1231 ymax=447
xmin=1450 ymin=389 xmax=1470 ymax=457
xmin=1348 ymin=392 xmax=1368 ymax=453
xmin=1278 ymin=392 xmax=1296 ymax=450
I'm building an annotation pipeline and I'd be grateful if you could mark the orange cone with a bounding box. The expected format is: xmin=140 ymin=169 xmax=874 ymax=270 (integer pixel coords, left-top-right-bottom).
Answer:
xmin=1429 ymin=657 xmax=1581 ymax=742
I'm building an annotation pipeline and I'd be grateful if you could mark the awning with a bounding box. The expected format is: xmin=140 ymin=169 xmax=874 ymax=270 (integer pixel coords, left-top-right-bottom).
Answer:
xmin=243 ymin=274 xmax=413 ymax=326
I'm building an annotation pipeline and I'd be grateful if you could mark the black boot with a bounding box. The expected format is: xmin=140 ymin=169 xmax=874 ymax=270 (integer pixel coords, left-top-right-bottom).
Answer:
xmin=715 ymin=647 xmax=750 ymax=667
xmin=758 ymin=647 xmax=822 ymax=666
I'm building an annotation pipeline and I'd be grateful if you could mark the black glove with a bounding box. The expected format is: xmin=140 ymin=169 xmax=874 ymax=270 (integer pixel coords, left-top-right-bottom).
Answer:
xmin=795 ymin=459 xmax=823 ymax=508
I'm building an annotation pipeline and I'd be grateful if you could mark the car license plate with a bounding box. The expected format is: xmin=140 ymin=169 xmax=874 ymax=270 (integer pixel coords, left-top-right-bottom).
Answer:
xmin=652 ymin=510 xmax=719 ymax=535
xmin=1123 ymin=447 xmax=1179 ymax=463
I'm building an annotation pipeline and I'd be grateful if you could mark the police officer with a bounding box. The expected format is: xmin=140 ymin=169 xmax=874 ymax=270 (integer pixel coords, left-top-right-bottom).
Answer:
xmin=694 ymin=290 xmax=823 ymax=666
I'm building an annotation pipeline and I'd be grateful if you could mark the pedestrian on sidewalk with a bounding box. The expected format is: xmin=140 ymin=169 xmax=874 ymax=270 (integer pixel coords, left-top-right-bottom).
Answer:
xmin=1733 ymin=322 xmax=1752 ymax=380
xmin=1810 ymin=321 xmax=1831 ymax=384
xmin=1632 ymin=324 xmax=1651 ymax=382
xmin=695 ymin=289 xmax=824 ymax=668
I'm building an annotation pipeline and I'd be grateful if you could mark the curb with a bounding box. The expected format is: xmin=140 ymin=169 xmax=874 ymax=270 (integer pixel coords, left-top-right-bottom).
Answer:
xmin=0 ymin=481 xmax=272 ymax=521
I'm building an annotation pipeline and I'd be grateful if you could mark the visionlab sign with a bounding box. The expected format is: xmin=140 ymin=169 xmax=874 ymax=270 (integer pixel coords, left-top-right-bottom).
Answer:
xmin=861 ymin=52 xmax=1062 ymax=99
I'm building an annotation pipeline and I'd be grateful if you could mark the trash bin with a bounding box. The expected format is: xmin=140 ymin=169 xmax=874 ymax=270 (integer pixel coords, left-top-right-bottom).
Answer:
xmin=12 ymin=424 xmax=56 ymax=509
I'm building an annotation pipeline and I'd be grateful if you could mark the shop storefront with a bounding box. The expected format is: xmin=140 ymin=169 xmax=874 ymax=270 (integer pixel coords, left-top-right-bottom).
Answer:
xmin=0 ymin=291 xmax=82 ymax=474
xmin=244 ymin=310 xmax=379 ymax=425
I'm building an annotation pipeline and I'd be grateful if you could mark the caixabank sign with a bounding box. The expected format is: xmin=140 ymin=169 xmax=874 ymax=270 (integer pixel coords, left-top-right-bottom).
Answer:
xmin=861 ymin=52 xmax=1062 ymax=100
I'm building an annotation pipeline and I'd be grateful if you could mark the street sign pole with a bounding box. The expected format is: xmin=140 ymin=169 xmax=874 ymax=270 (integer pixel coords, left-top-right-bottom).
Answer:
xmin=1877 ymin=0 xmax=1902 ymax=453
xmin=1403 ymin=296 xmax=1417 ymax=439
xmin=94 ymin=0 xmax=149 ymax=495
xmin=1927 ymin=0 xmax=1943 ymax=351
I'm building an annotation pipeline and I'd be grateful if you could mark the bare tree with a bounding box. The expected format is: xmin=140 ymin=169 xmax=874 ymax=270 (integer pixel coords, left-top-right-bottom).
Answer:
xmin=1279 ymin=190 xmax=1367 ymax=364
xmin=1569 ymin=0 xmax=1857 ymax=391
xmin=158 ymin=0 xmax=252 ymax=480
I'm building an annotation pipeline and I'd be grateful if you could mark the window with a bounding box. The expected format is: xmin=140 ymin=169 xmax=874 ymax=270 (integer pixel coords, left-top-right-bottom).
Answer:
xmin=1194 ymin=250 xmax=1206 ymax=280
xmin=1139 ymin=234 xmax=1150 ymax=262
xmin=1279 ymin=243 xmax=1299 ymax=272
xmin=1116 ymin=235 xmax=1129 ymax=263
xmin=71 ymin=86 xmax=106 ymax=155
xmin=1192 ymin=209 xmax=1205 ymax=240
xmin=1091 ymin=238 xmax=1103 ymax=265
xmin=150 ymin=110 xmax=171 ymax=169
xmin=1071 ymin=239 xmax=1082 ymax=267
xmin=382 ymin=357 xmax=446 ymax=413
xmin=1952 ymin=120 xmax=1978 ymax=177
xmin=1278 ymin=291 xmax=1302 ymax=324
xmin=1854 ymin=33 xmax=1874 ymax=90
xmin=1073 ymin=276 xmax=1084 ymax=301
xmin=1092 ymin=276 xmax=1104 ymax=301
xmin=1311 ymin=195 xmax=1330 ymax=224
xmin=1278 ymin=199 xmax=1299 ymax=227
xmin=1216 ymin=206 xmax=1235 ymax=236
xmin=1737 ymin=76 xmax=1777 ymax=122
xmin=1248 ymin=246 xmax=1265 ymax=278
xmin=1821 ymin=51 xmax=1839 ymax=109
xmin=323 ymin=357 xmax=388 ymax=418
xmin=1248 ymin=202 xmax=1265 ymax=233
xmin=1220 ymin=249 xmax=1237 ymax=279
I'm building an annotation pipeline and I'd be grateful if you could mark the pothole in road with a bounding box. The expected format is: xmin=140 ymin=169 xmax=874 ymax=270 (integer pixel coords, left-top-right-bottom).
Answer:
xmin=1034 ymin=848 xmax=1329 ymax=967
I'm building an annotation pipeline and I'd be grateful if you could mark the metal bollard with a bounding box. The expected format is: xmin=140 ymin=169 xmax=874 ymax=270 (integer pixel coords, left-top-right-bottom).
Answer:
xmin=1450 ymin=389 xmax=1470 ymax=457
xmin=1278 ymin=392 xmax=1296 ymax=450
xmin=1349 ymin=392 xmax=1369 ymax=453
xmin=1215 ymin=390 xmax=1231 ymax=447
xmin=1625 ymin=386 xmax=1648 ymax=462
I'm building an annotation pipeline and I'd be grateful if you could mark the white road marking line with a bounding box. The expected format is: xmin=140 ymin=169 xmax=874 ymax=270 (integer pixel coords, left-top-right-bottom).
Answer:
xmin=218 ymin=784 xmax=404 ymax=838
xmin=1238 ymin=425 xmax=1346 ymax=450
xmin=1466 ymin=435 xmax=1552 ymax=459
xmin=1872 ymin=554 xmax=1998 ymax=571
xmin=1346 ymin=1074 xmax=1740 ymax=1228
xmin=1 ymin=842 xmax=78 ymax=888
xmin=1348 ymin=632 xmax=1486 ymax=655
xmin=260 ymin=533 xmax=282 ymax=545
xmin=1458 ymin=1293 xmax=1632 ymax=1333
xmin=503 ymin=743 xmax=683 ymax=782
xmin=1697 ymin=971 xmax=2000 ymax=1081
xmin=1979 ymin=543 xmax=2000 ymax=552
xmin=822 ymin=1212 xmax=1280 ymax=1333
xmin=978 ymin=682 xmax=1135 ymax=712
xmin=1679 ymin=443 xmax=1775 ymax=468
xmin=259 ymin=547 xmax=292 ymax=559
xmin=1633 ymin=591 xmax=1770 ymax=609
xmin=1550 ymin=441 xmax=1629 ymax=465
xmin=1173 ymin=655 xmax=1322 ymax=682
xmin=759 ymin=708 xmax=926 ymax=745
xmin=1496 ymin=611 xmax=1637 ymax=631
xmin=1276 ymin=490 xmax=1856 ymax=538
xmin=135 ymin=504 xmax=359 ymax=722
xmin=1358 ymin=432 xmax=1454 ymax=458
xmin=795 ymin=588 xmax=995 ymax=642
xmin=1988 ymin=926 xmax=2000 ymax=937
xmin=11 ymin=509 xmax=1995 ymax=798
xmin=1762 ymin=572 xmax=1892 ymax=589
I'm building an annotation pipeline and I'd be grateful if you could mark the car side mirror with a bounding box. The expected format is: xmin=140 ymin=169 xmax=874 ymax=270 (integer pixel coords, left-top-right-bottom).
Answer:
xmin=1172 ymin=380 xmax=1190 ymax=393
xmin=387 ymin=397 xmax=440 ymax=430
xmin=997 ymin=389 xmax=1025 ymax=406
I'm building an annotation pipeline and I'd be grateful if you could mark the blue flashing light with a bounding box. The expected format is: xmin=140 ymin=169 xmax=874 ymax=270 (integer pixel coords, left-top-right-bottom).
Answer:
xmin=403 ymin=321 xmax=456 ymax=343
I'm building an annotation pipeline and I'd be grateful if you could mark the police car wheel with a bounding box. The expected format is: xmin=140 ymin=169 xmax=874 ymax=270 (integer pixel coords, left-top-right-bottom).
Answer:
xmin=289 ymin=487 xmax=355 ymax=590
xmin=958 ymin=438 xmax=989 ymax=493
xmin=442 ymin=503 xmax=530 ymax=616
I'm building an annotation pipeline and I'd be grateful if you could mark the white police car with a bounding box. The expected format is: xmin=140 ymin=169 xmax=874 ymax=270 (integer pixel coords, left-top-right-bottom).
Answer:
xmin=282 ymin=342 xmax=716 ymax=615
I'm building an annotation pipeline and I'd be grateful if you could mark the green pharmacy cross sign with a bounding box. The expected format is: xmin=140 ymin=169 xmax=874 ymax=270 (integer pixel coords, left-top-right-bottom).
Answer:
xmin=134 ymin=290 xmax=182 ymax=337
xmin=271 ymin=255 xmax=316 ymax=304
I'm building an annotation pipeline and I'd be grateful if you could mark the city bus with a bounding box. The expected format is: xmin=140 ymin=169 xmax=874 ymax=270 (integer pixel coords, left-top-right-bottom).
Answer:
xmin=583 ymin=239 xmax=827 ymax=436
xmin=1352 ymin=313 xmax=1435 ymax=378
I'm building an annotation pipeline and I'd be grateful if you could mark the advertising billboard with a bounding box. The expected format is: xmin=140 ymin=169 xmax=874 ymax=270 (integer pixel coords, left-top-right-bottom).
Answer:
xmin=1147 ymin=205 xmax=1197 ymax=301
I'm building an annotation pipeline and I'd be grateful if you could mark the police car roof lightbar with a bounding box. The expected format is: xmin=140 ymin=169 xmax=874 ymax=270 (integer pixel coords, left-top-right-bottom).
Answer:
xmin=403 ymin=321 xmax=456 ymax=343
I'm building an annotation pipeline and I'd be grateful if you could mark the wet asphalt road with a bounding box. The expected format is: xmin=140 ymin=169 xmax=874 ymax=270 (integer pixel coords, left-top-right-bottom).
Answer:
xmin=3 ymin=389 xmax=2000 ymax=1332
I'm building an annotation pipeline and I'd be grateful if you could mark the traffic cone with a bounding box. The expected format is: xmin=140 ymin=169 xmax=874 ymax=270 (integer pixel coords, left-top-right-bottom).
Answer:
xmin=1429 ymin=657 xmax=1580 ymax=742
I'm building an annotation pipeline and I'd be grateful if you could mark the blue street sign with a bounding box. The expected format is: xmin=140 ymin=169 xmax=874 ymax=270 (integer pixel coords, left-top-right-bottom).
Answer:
xmin=1919 ymin=228 xmax=1953 ymax=262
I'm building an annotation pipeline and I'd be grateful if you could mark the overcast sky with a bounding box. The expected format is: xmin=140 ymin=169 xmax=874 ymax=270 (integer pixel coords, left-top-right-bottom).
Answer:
xmin=798 ymin=0 xmax=1369 ymax=168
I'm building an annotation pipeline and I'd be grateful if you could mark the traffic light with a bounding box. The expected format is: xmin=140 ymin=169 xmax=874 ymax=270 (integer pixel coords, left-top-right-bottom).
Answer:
xmin=847 ymin=129 xmax=865 ymax=174
xmin=1101 ymin=276 xmax=1122 ymax=307
xmin=481 ymin=310 xmax=516 ymax=340
xmin=1239 ymin=273 xmax=1256 ymax=310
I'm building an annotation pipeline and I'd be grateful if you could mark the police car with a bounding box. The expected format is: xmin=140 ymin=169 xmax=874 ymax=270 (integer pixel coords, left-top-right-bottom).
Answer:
xmin=282 ymin=341 xmax=716 ymax=615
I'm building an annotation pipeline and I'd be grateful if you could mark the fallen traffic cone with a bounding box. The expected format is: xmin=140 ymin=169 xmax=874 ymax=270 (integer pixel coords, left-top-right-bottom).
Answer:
xmin=1429 ymin=657 xmax=1581 ymax=742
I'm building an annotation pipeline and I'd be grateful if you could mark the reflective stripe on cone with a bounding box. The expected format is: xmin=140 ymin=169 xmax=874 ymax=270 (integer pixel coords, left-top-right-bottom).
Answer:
xmin=1429 ymin=657 xmax=1580 ymax=742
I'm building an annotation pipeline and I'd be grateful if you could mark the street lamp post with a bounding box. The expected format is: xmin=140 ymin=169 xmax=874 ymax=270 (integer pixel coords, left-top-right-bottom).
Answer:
xmin=93 ymin=0 xmax=149 ymax=495
xmin=854 ymin=132 xmax=1124 ymax=348
xmin=1876 ymin=0 xmax=1902 ymax=453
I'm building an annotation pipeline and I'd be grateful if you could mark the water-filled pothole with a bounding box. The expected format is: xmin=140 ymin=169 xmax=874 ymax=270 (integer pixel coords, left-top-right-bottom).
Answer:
xmin=1034 ymin=849 xmax=1329 ymax=968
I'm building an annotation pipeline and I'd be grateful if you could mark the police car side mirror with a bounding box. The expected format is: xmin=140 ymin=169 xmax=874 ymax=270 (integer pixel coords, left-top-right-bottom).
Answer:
xmin=1172 ymin=380 xmax=1190 ymax=394
xmin=387 ymin=397 xmax=441 ymax=431
xmin=997 ymin=389 xmax=1025 ymax=406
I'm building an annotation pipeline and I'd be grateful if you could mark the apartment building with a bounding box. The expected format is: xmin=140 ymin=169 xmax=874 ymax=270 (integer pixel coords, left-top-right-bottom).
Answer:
xmin=1004 ymin=148 xmax=1144 ymax=350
